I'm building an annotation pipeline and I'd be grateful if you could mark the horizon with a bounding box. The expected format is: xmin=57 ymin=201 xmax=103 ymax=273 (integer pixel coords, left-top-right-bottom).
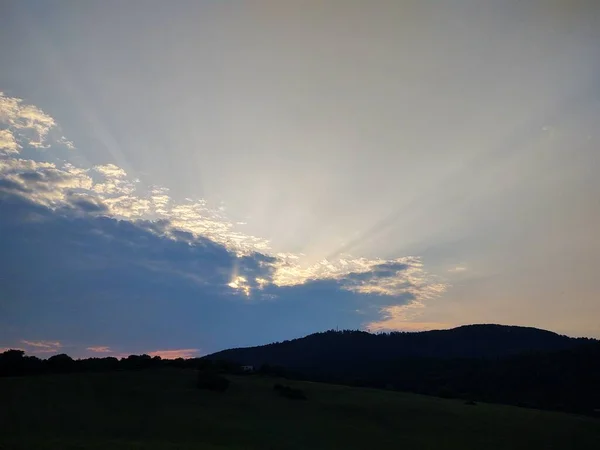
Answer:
xmin=2 ymin=322 xmax=597 ymax=360
xmin=1 ymin=1 xmax=600 ymax=359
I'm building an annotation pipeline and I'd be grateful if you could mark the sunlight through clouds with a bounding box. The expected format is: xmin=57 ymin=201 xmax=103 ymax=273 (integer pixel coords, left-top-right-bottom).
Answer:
xmin=2 ymin=0 xmax=600 ymax=350
xmin=271 ymin=255 xmax=447 ymax=299
xmin=0 ymin=92 xmax=447 ymax=328
xmin=228 ymin=276 xmax=251 ymax=297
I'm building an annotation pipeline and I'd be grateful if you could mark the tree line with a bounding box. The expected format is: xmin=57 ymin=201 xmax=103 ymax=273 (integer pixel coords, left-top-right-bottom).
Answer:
xmin=0 ymin=350 xmax=201 ymax=376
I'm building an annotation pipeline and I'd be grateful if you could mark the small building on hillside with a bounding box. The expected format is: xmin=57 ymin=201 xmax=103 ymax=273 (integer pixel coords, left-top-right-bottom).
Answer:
xmin=241 ymin=365 xmax=254 ymax=373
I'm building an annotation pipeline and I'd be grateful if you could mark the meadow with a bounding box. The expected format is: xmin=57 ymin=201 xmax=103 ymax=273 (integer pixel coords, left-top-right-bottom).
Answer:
xmin=1 ymin=369 xmax=599 ymax=450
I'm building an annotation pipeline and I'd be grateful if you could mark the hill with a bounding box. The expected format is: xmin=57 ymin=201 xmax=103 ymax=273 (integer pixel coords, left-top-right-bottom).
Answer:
xmin=1 ymin=369 xmax=599 ymax=449
xmin=207 ymin=324 xmax=589 ymax=367
xmin=205 ymin=324 xmax=600 ymax=414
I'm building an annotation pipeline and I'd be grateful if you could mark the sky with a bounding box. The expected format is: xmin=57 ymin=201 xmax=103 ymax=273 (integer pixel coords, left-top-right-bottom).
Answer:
xmin=1 ymin=0 xmax=599 ymax=359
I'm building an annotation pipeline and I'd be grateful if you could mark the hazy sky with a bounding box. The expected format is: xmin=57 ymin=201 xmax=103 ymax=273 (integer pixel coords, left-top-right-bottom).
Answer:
xmin=1 ymin=1 xmax=599 ymax=358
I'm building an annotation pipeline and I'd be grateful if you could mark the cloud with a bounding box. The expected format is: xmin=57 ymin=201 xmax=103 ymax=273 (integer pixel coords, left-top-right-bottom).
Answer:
xmin=66 ymin=192 xmax=108 ymax=214
xmin=0 ymin=179 xmax=446 ymax=345
xmin=228 ymin=276 xmax=251 ymax=297
xmin=20 ymin=340 xmax=62 ymax=353
xmin=0 ymin=92 xmax=56 ymax=149
xmin=94 ymin=164 xmax=127 ymax=179
xmin=0 ymin=159 xmax=93 ymax=206
xmin=58 ymin=136 xmax=76 ymax=150
xmin=340 ymin=259 xmax=446 ymax=298
xmin=0 ymin=190 xmax=433 ymax=350
xmin=91 ymin=164 xmax=135 ymax=198
xmin=1 ymin=154 xmax=442 ymax=300
xmin=150 ymin=186 xmax=170 ymax=214
xmin=0 ymin=129 xmax=19 ymax=155
xmin=366 ymin=295 xmax=453 ymax=332
xmin=166 ymin=201 xmax=271 ymax=255
xmin=0 ymin=96 xmax=448 ymax=351
xmin=271 ymin=255 xmax=446 ymax=301
xmin=0 ymin=110 xmax=442 ymax=301
xmin=147 ymin=349 xmax=200 ymax=359
xmin=101 ymin=195 xmax=151 ymax=217
xmin=86 ymin=346 xmax=112 ymax=353
xmin=448 ymin=266 xmax=467 ymax=273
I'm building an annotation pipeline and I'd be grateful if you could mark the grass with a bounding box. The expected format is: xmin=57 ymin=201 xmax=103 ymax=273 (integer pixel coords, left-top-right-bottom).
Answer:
xmin=1 ymin=369 xmax=599 ymax=449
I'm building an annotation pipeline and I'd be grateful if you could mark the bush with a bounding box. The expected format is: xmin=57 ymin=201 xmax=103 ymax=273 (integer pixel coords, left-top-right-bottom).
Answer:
xmin=197 ymin=371 xmax=230 ymax=392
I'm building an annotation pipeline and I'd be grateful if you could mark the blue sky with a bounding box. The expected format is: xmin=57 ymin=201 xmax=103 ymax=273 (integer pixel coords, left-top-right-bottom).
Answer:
xmin=1 ymin=1 xmax=599 ymax=358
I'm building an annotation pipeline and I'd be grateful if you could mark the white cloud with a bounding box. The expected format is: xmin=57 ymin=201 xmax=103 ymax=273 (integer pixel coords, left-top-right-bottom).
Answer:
xmin=272 ymin=254 xmax=446 ymax=296
xmin=102 ymin=195 xmax=151 ymax=217
xmin=0 ymin=92 xmax=56 ymax=150
xmin=167 ymin=201 xmax=271 ymax=254
xmin=0 ymin=157 xmax=55 ymax=173
xmin=58 ymin=136 xmax=76 ymax=150
xmin=343 ymin=259 xmax=447 ymax=298
xmin=92 ymin=180 xmax=135 ymax=196
xmin=228 ymin=275 xmax=251 ymax=297
xmin=94 ymin=164 xmax=127 ymax=179
xmin=0 ymin=158 xmax=93 ymax=206
xmin=150 ymin=186 xmax=170 ymax=214
xmin=0 ymin=129 xmax=19 ymax=155
xmin=91 ymin=164 xmax=135 ymax=198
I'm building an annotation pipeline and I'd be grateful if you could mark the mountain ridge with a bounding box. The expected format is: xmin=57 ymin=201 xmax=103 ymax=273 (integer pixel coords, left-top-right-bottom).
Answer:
xmin=206 ymin=323 xmax=592 ymax=367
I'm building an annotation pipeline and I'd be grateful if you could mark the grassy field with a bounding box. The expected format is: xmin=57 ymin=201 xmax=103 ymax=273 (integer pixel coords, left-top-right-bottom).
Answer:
xmin=1 ymin=369 xmax=599 ymax=449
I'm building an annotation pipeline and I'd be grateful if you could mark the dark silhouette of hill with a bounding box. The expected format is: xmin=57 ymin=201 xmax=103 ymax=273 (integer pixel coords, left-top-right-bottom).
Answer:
xmin=206 ymin=324 xmax=589 ymax=368
xmin=205 ymin=324 xmax=600 ymax=414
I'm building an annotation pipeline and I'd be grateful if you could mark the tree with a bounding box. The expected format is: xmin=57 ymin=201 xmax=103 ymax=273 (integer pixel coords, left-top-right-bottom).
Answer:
xmin=47 ymin=354 xmax=75 ymax=373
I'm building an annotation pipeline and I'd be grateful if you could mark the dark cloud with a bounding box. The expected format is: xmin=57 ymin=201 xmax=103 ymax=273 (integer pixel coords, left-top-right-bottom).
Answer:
xmin=343 ymin=262 xmax=410 ymax=281
xmin=65 ymin=193 xmax=108 ymax=214
xmin=0 ymin=178 xmax=27 ymax=192
xmin=0 ymin=190 xmax=398 ymax=354
xmin=18 ymin=171 xmax=45 ymax=182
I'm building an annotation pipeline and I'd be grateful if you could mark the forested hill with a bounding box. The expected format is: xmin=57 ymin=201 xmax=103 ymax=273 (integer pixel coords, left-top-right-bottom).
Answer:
xmin=206 ymin=324 xmax=600 ymax=414
xmin=206 ymin=324 xmax=591 ymax=368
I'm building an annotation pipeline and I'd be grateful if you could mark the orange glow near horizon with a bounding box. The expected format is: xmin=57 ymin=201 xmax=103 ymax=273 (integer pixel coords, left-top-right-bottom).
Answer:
xmin=147 ymin=349 xmax=200 ymax=359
